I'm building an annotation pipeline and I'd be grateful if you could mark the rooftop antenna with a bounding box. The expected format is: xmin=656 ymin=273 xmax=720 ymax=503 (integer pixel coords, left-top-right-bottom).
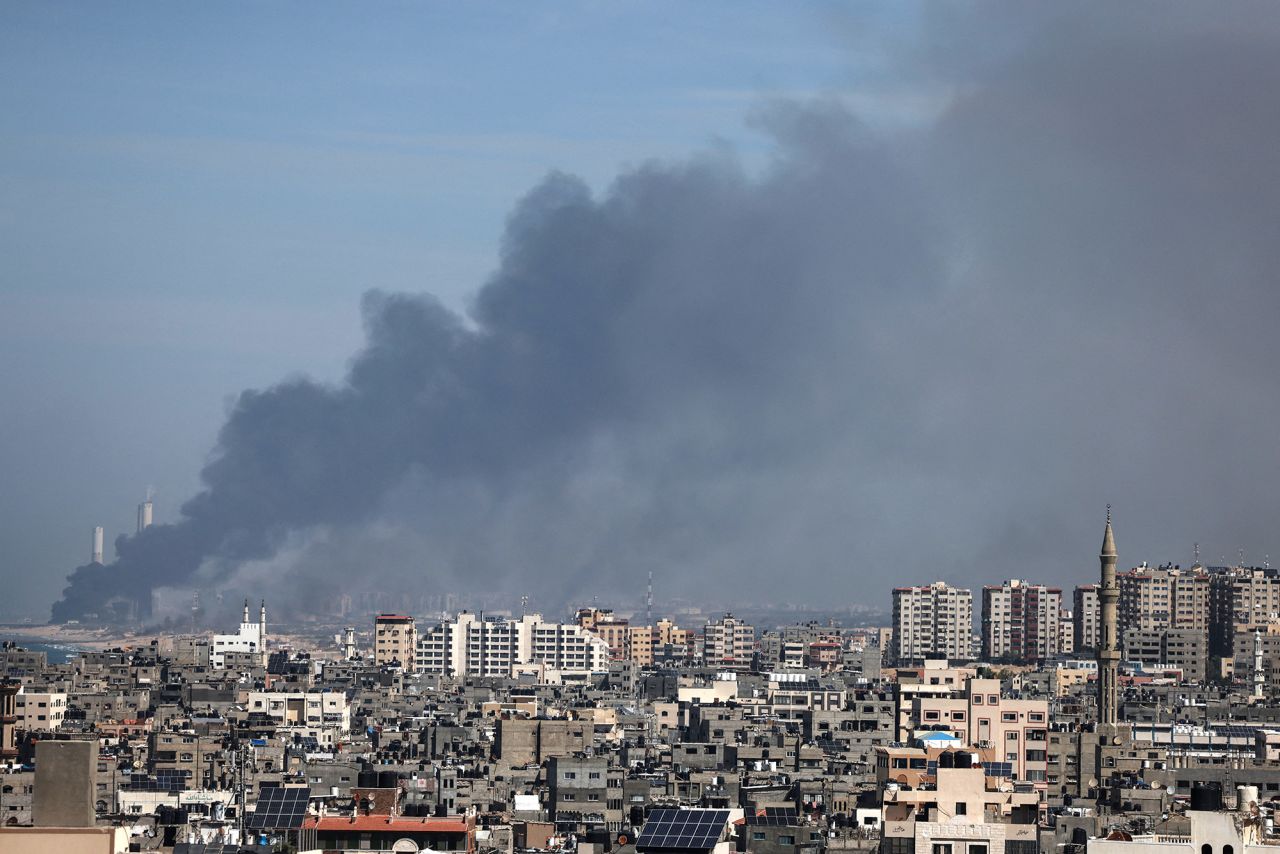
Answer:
xmin=1240 ymin=548 xmax=1247 ymax=567
xmin=520 ymin=594 xmax=528 ymax=617
xmin=1193 ymin=543 xmax=1200 ymax=565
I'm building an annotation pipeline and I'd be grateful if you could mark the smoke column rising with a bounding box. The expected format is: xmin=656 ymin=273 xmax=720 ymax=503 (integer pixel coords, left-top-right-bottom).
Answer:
xmin=53 ymin=5 xmax=1280 ymax=620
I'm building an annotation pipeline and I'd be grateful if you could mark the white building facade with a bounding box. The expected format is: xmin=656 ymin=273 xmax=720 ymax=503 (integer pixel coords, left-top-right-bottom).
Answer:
xmin=210 ymin=600 xmax=267 ymax=669
xmin=415 ymin=612 xmax=611 ymax=677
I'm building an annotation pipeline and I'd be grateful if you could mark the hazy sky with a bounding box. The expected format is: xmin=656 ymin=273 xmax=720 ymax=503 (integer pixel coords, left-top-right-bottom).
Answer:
xmin=5 ymin=3 xmax=1280 ymax=621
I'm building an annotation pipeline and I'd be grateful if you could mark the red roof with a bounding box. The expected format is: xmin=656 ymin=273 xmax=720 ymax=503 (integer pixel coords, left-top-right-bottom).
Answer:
xmin=303 ymin=816 xmax=470 ymax=834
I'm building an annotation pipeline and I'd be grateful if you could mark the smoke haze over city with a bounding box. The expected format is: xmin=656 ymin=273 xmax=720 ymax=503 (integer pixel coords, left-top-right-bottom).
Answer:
xmin=5 ymin=4 xmax=1280 ymax=622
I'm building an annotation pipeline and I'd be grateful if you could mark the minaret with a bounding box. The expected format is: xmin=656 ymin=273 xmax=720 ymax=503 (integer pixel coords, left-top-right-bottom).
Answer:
xmin=259 ymin=600 xmax=267 ymax=652
xmin=242 ymin=598 xmax=251 ymax=627
xmin=1097 ymin=505 xmax=1120 ymax=728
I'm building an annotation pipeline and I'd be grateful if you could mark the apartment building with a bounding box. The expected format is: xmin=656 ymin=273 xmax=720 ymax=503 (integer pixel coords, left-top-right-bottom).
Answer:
xmin=980 ymin=579 xmax=1062 ymax=663
xmin=702 ymin=613 xmax=756 ymax=670
xmin=1073 ymin=584 xmax=1099 ymax=652
xmin=1208 ymin=567 xmax=1280 ymax=662
xmin=415 ymin=612 xmax=611 ymax=676
xmin=1058 ymin=611 xmax=1074 ymax=655
xmin=547 ymin=756 xmax=625 ymax=833
xmin=1118 ymin=564 xmax=1209 ymax=635
xmin=14 ymin=691 xmax=66 ymax=731
xmin=906 ymin=678 xmax=1052 ymax=787
xmin=373 ymin=614 xmax=418 ymax=671
xmin=1122 ymin=628 xmax=1207 ymax=682
xmin=245 ymin=691 xmax=351 ymax=737
xmin=891 ymin=582 xmax=973 ymax=665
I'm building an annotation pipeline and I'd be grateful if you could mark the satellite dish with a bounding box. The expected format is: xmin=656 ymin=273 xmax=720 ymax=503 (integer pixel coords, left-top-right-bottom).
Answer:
xmin=1088 ymin=778 xmax=1099 ymax=789
xmin=1167 ymin=786 xmax=1176 ymax=795
xmin=392 ymin=840 xmax=419 ymax=853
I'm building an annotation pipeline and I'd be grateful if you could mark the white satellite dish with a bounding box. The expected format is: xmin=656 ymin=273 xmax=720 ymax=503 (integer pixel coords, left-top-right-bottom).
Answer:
xmin=392 ymin=839 xmax=419 ymax=853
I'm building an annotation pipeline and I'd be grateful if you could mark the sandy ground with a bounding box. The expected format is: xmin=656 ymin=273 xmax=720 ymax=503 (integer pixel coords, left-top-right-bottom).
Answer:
xmin=0 ymin=623 xmax=154 ymax=651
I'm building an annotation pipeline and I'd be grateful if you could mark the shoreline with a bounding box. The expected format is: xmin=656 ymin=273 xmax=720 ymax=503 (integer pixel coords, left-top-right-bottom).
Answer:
xmin=0 ymin=623 xmax=154 ymax=651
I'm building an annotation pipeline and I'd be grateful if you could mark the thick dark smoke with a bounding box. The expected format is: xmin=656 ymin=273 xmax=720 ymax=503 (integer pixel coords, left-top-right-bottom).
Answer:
xmin=54 ymin=4 xmax=1280 ymax=622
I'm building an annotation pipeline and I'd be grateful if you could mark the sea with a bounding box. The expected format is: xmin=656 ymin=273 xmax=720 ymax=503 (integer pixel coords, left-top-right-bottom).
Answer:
xmin=0 ymin=637 xmax=86 ymax=664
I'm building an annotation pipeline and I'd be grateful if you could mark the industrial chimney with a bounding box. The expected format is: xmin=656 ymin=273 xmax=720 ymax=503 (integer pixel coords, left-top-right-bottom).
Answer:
xmin=137 ymin=495 xmax=153 ymax=533
xmin=91 ymin=526 xmax=104 ymax=564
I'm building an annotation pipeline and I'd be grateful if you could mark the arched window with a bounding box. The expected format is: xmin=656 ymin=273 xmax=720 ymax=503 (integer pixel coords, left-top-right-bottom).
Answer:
xmin=1224 ymin=846 xmax=1234 ymax=854
xmin=1202 ymin=844 xmax=1213 ymax=854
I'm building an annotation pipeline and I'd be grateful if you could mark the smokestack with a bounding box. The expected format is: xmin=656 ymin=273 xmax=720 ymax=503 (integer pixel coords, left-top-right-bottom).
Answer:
xmin=136 ymin=498 xmax=153 ymax=533
xmin=91 ymin=526 xmax=104 ymax=565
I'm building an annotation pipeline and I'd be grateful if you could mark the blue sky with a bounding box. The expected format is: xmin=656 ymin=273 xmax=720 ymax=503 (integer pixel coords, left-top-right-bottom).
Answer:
xmin=0 ymin=2 xmax=895 ymax=616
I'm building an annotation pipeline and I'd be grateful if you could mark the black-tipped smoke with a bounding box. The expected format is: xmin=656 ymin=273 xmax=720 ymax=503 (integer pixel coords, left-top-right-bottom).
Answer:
xmin=53 ymin=5 xmax=1280 ymax=621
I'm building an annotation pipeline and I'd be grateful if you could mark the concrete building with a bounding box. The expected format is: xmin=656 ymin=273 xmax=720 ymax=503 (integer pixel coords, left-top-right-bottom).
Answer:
xmin=892 ymin=582 xmax=973 ymax=665
xmin=210 ymin=599 xmax=267 ymax=669
xmin=546 ymin=756 xmax=624 ymax=833
xmin=373 ymin=613 xmax=417 ymax=670
xmin=1209 ymin=567 xmax=1280 ymax=667
xmin=415 ymin=612 xmax=611 ymax=677
xmin=578 ymin=608 xmax=630 ymax=660
xmin=703 ymin=613 xmax=756 ymax=670
xmin=877 ymin=747 xmax=1040 ymax=854
xmin=244 ymin=691 xmax=350 ymax=742
xmin=33 ymin=740 xmax=96 ymax=828
xmin=1123 ymin=627 xmax=1207 ymax=683
xmin=14 ymin=691 xmax=66 ymax=732
xmin=1073 ymin=584 xmax=1100 ymax=653
xmin=980 ymin=579 xmax=1062 ymax=663
xmin=904 ymin=678 xmax=1051 ymax=786
xmin=1118 ymin=563 xmax=1209 ymax=636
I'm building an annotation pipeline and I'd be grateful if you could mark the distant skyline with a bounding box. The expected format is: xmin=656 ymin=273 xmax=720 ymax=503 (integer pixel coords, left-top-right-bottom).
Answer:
xmin=5 ymin=3 xmax=1280 ymax=621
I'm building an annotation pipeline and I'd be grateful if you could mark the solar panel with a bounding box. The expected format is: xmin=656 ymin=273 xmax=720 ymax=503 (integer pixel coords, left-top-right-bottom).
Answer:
xmin=745 ymin=808 xmax=799 ymax=826
xmin=637 ymin=808 xmax=730 ymax=851
xmin=246 ymin=786 xmax=310 ymax=830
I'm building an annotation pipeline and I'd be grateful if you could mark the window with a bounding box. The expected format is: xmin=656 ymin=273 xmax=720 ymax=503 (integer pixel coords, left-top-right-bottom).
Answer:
xmin=779 ymin=836 xmax=795 ymax=846
xmin=753 ymin=832 xmax=766 ymax=841
xmin=969 ymin=845 xmax=987 ymax=854
xmin=933 ymin=845 xmax=953 ymax=854
xmin=956 ymin=803 xmax=967 ymax=815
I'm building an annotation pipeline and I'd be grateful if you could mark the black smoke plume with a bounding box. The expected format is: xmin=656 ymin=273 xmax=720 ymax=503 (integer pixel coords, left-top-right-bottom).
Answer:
xmin=54 ymin=5 xmax=1280 ymax=621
